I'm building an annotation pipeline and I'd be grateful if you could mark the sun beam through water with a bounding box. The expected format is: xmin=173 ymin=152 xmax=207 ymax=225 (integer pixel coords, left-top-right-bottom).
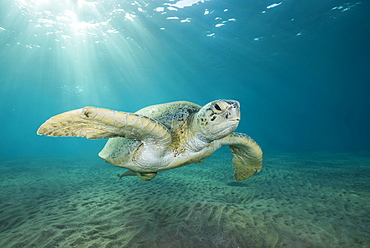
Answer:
xmin=1 ymin=0 xmax=243 ymax=109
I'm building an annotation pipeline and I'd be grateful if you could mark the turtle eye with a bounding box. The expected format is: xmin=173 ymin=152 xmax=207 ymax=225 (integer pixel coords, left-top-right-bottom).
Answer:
xmin=214 ymin=104 xmax=221 ymax=111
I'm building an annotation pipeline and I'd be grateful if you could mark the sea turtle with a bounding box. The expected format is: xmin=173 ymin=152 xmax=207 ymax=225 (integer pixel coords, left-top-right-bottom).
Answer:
xmin=37 ymin=100 xmax=262 ymax=181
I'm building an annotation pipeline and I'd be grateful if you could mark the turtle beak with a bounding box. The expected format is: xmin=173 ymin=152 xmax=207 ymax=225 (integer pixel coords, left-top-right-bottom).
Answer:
xmin=224 ymin=100 xmax=240 ymax=122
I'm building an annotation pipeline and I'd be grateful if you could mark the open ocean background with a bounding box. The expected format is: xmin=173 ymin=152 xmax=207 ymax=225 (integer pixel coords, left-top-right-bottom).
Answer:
xmin=0 ymin=0 xmax=369 ymax=247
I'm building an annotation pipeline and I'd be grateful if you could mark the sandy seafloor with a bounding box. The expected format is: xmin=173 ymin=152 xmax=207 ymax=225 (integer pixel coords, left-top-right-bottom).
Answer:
xmin=0 ymin=150 xmax=369 ymax=248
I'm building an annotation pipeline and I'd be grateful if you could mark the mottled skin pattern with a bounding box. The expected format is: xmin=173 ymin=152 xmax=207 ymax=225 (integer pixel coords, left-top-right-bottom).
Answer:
xmin=37 ymin=100 xmax=263 ymax=181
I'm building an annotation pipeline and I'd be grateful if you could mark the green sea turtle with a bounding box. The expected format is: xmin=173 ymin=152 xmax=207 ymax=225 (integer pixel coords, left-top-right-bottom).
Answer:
xmin=37 ymin=100 xmax=262 ymax=181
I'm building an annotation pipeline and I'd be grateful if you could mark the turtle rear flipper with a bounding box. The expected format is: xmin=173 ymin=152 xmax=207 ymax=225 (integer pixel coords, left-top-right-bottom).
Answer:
xmin=219 ymin=133 xmax=263 ymax=181
xmin=37 ymin=106 xmax=172 ymax=149
xmin=118 ymin=170 xmax=157 ymax=181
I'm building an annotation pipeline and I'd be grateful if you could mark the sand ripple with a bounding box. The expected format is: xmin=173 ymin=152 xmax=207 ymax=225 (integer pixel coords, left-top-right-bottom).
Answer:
xmin=0 ymin=152 xmax=369 ymax=247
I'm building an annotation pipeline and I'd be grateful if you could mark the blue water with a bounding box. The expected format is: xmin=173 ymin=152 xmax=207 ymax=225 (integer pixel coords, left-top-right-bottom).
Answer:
xmin=1 ymin=0 xmax=369 ymax=158
xmin=0 ymin=0 xmax=369 ymax=247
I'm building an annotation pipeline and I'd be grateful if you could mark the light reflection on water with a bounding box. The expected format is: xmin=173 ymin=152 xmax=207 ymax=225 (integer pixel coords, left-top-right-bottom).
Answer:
xmin=2 ymin=0 xmax=242 ymax=48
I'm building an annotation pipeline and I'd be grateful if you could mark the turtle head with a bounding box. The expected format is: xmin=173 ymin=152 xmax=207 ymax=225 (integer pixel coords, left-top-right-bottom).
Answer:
xmin=196 ymin=100 xmax=240 ymax=141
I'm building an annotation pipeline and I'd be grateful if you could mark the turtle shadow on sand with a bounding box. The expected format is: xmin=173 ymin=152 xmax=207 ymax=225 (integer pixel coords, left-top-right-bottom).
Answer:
xmin=227 ymin=182 xmax=249 ymax=187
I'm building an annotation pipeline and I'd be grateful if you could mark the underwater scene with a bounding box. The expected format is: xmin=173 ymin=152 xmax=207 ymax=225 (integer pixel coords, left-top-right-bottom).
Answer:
xmin=0 ymin=0 xmax=369 ymax=247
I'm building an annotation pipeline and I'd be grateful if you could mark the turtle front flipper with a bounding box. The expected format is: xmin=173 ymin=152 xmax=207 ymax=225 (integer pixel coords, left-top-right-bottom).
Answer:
xmin=219 ymin=133 xmax=263 ymax=181
xmin=37 ymin=107 xmax=171 ymax=147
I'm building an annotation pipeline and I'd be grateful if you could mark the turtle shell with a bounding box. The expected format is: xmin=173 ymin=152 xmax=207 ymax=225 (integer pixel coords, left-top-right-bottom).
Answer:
xmin=135 ymin=101 xmax=201 ymax=132
xmin=98 ymin=101 xmax=201 ymax=165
